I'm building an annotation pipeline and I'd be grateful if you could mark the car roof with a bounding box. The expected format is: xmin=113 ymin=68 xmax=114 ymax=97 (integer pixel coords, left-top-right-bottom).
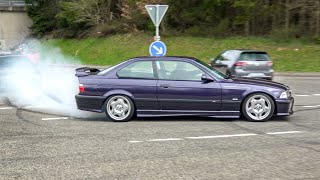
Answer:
xmin=131 ymin=56 xmax=199 ymax=61
xmin=226 ymin=49 xmax=267 ymax=53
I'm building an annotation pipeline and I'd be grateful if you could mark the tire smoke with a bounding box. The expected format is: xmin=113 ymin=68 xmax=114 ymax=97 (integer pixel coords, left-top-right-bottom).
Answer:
xmin=1 ymin=41 xmax=103 ymax=118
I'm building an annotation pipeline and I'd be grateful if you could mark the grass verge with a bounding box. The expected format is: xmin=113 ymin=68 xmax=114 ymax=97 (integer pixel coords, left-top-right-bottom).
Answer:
xmin=45 ymin=33 xmax=320 ymax=72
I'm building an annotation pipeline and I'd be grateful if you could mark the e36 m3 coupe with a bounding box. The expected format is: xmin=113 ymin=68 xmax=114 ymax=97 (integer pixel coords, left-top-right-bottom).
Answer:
xmin=75 ymin=56 xmax=293 ymax=122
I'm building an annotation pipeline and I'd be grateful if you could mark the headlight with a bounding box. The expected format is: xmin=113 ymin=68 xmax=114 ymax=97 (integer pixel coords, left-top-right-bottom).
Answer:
xmin=280 ymin=90 xmax=291 ymax=99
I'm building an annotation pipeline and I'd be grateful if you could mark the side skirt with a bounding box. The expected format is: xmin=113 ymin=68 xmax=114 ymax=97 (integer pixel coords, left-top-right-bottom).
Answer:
xmin=137 ymin=110 xmax=240 ymax=118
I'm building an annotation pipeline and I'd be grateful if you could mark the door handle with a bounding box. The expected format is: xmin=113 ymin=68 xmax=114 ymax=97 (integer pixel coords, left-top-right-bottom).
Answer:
xmin=159 ymin=84 xmax=170 ymax=88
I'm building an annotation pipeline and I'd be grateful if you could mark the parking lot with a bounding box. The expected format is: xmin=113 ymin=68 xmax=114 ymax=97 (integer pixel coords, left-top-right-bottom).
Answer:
xmin=0 ymin=74 xmax=320 ymax=179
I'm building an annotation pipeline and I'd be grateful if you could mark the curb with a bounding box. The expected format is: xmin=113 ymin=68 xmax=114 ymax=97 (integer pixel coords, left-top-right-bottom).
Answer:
xmin=274 ymin=72 xmax=320 ymax=77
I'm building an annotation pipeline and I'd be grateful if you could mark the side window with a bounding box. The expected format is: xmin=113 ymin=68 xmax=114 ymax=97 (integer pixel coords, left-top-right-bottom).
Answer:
xmin=117 ymin=61 xmax=154 ymax=79
xmin=156 ymin=61 xmax=204 ymax=81
xmin=216 ymin=51 xmax=238 ymax=62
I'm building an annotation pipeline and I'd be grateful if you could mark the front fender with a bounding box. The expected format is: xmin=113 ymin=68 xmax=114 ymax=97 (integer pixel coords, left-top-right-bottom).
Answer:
xmin=242 ymin=88 xmax=278 ymax=100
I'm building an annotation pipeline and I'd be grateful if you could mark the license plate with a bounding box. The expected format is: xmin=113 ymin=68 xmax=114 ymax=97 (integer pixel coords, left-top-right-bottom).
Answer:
xmin=248 ymin=73 xmax=264 ymax=77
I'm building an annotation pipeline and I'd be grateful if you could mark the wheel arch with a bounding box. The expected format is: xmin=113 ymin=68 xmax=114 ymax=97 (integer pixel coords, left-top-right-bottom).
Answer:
xmin=240 ymin=91 xmax=277 ymax=115
xmin=101 ymin=90 xmax=136 ymax=112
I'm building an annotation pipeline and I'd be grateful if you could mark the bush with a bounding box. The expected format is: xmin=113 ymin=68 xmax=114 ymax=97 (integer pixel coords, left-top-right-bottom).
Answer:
xmin=270 ymin=27 xmax=299 ymax=41
xmin=315 ymin=37 xmax=320 ymax=44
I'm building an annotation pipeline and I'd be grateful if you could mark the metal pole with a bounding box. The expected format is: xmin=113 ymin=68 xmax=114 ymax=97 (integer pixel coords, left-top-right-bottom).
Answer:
xmin=156 ymin=4 xmax=160 ymax=41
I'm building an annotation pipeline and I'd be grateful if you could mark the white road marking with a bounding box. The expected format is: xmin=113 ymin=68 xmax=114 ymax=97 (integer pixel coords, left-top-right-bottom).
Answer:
xmin=129 ymin=131 xmax=306 ymax=143
xmin=302 ymin=105 xmax=320 ymax=108
xmin=312 ymin=94 xmax=320 ymax=96
xmin=24 ymin=106 xmax=48 ymax=109
xmin=266 ymin=131 xmax=303 ymax=135
xmin=42 ymin=117 xmax=70 ymax=121
xmin=0 ymin=107 xmax=13 ymax=110
xmin=186 ymin=133 xmax=257 ymax=139
xmin=147 ymin=138 xmax=184 ymax=142
xmin=294 ymin=94 xmax=310 ymax=97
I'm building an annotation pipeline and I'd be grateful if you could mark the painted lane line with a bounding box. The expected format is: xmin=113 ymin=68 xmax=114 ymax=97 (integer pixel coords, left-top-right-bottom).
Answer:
xmin=302 ymin=105 xmax=320 ymax=108
xmin=312 ymin=94 xmax=320 ymax=96
xmin=24 ymin=106 xmax=49 ymax=109
xmin=266 ymin=131 xmax=303 ymax=135
xmin=128 ymin=131 xmax=306 ymax=144
xmin=185 ymin=133 xmax=257 ymax=139
xmin=294 ymin=95 xmax=310 ymax=97
xmin=147 ymin=138 xmax=184 ymax=142
xmin=42 ymin=117 xmax=70 ymax=121
xmin=0 ymin=107 xmax=13 ymax=110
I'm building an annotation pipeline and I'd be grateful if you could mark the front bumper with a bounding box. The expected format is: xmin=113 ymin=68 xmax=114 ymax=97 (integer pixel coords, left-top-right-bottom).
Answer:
xmin=75 ymin=95 xmax=106 ymax=112
xmin=276 ymin=97 xmax=294 ymax=116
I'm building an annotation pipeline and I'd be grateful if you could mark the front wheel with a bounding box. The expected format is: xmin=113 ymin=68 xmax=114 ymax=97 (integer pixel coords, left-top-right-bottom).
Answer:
xmin=242 ymin=93 xmax=275 ymax=121
xmin=105 ymin=95 xmax=134 ymax=122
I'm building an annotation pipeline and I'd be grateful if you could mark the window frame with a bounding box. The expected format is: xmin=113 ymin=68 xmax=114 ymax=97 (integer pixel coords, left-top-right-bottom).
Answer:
xmin=155 ymin=60 xmax=206 ymax=82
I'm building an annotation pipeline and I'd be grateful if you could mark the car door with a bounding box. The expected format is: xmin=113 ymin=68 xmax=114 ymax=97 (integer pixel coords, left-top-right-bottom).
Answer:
xmin=98 ymin=60 xmax=158 ymax=111
xmin=156 ymin=60 xmax=221 ymax=116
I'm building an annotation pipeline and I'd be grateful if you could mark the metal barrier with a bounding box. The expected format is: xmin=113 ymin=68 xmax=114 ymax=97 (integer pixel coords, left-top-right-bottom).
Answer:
xmin=0 ymin=0 xmax=26 ymax=7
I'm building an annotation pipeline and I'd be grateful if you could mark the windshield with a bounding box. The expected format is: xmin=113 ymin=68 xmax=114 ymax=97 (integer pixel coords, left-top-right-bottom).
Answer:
xmin=239 ymin=52 xmax=270 ymax=61
xmin=195 ymin=59 xmax=227 ymax=79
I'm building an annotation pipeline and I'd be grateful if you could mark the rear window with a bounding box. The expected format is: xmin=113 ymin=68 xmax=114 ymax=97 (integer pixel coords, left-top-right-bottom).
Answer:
xmin=239 ymin=52 xmax=271 ymax=61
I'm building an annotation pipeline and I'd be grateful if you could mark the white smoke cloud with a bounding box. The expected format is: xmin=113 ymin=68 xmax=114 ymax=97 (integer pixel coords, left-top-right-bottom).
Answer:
xmin=1 ymin=40 xmax=104 ymax=118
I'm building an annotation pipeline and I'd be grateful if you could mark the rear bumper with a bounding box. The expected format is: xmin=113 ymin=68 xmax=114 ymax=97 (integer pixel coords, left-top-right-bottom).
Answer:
xmin=234 ymin=69 xmax=273 ymax=80
xmin=75 ymin=95 xmax=106 ymax=112
xmin=276 ymin=97 xmax=294 ymax=116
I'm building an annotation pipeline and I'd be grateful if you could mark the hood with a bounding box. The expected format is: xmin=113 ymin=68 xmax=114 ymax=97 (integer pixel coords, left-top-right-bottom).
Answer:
xmin=229 ymin=77 xmax=289 ymax=90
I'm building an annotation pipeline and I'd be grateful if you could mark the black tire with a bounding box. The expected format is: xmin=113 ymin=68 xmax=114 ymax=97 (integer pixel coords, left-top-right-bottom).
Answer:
xmin=242 ymin=93 xmax=275 ymax=122
xmin=104 ymin=95 xmax=135 ymax=122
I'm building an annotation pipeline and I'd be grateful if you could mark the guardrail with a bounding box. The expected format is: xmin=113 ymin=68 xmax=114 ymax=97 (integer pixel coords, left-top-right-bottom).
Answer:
xmin=0 ymin=0 xmax=26 ymax=7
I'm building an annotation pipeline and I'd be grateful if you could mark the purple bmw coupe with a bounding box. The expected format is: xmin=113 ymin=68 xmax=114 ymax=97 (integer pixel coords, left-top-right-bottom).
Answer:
xmin=75 ymin=56 xmax=293 ymax=122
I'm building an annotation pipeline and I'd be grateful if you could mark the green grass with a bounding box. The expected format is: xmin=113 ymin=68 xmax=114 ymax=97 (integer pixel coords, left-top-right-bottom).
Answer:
xmin=45 ymin=33 xmax=320 ymax=72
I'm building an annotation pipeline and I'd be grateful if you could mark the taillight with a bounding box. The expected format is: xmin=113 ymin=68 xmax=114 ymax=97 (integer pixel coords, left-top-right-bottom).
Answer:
xmin=267 ymin=62 xmax=273 ymax=66
xmin=234 ymin=61 xmax=248 ymax=67
xmin=79 ymin=84 xmax=85 ymax=93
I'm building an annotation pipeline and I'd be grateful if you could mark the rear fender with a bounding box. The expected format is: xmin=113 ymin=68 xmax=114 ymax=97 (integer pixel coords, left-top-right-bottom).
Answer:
xmin=101 ymin=90 xmax=135 ymax=111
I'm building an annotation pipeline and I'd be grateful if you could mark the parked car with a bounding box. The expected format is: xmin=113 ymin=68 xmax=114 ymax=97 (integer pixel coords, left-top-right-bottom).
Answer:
xmin=211 ymin=50 xmax=274 ymax=80
xmin=75 ymin=56 xmax=293 ymax=122
xmin=0 ymin=54 xmax=40 ymax=91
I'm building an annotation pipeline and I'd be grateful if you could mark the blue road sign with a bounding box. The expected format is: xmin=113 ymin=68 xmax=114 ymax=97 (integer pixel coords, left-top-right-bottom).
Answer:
xmin=149 ymin=41 xmax=166 ymax=56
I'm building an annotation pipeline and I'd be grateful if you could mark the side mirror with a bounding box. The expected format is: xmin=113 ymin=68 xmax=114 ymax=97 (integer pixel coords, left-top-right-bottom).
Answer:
xmin=215 ymin=60 xmax=222 ymax=64
xmin=201 ymin=74 xmax=214 ymax=82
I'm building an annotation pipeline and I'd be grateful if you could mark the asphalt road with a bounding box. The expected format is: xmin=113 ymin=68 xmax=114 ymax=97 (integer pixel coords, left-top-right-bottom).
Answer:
xmin=0 ymin=75 xmax=320 ymax=180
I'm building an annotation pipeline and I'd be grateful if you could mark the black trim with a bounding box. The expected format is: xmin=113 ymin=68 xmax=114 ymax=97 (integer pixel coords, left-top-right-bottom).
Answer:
xmin=158 ymin=99 xmax=221 ymax=103
xmin=222 ymin=100 xmax=242 ymax=103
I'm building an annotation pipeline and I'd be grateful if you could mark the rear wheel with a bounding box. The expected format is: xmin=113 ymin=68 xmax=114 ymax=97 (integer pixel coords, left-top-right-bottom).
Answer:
xmin=105 ymin=95 xmax=134 ymax=122
xmin=242 ymin=93 xmax=275 ymax=121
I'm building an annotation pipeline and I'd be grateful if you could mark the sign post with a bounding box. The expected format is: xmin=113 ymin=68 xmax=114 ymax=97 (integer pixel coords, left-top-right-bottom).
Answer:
xmin=145 ymin=4 xmax=168 ymax=41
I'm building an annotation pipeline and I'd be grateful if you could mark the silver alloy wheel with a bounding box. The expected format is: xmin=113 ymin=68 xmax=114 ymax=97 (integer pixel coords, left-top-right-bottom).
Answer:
xmin=106 ymin=96 xmax=131 ymax=121
xmin=245 ymin=94 xmax=272 ymax=121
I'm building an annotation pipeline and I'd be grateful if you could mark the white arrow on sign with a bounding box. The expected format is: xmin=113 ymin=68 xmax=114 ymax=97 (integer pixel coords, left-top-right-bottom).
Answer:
xmin=152 ymin=45 xmax=163 ymax=54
